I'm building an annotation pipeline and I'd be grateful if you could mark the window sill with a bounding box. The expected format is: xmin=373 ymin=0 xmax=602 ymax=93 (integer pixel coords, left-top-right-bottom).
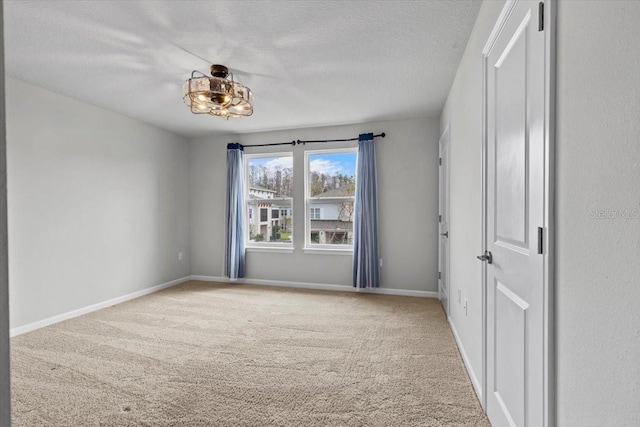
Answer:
xmin=246 ymin=246 xmax=294 ymax=254
xmin=303 ymin=247 xmax=353 ymax=256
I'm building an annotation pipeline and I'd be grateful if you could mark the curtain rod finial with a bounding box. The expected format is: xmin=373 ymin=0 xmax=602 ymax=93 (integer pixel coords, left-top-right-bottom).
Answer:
xmin=381 ymin=132 xmax=386 ymax=138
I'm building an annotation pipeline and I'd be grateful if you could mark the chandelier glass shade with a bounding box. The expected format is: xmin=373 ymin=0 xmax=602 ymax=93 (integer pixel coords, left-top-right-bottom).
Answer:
xmin=182 ymin=65 xmax=253 ymax=119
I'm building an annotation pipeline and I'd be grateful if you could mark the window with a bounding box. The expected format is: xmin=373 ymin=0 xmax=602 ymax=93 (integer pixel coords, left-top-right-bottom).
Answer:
xmin=245 ymin=153 xmax=293 ymax=245
xmin=305 ymin=149 xmax=357 ymax=248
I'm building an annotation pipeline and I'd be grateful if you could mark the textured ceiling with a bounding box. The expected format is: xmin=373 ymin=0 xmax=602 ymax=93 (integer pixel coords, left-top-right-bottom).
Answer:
xmin=4 ymin=1 xmax=481 ymax=138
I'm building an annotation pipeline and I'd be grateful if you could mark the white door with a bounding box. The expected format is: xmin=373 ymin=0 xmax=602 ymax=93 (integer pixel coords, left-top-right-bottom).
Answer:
xmin=484 ymin=1 xmax=546 ymax=426
xmin=438 ymin=125 xmax=450 ymax=315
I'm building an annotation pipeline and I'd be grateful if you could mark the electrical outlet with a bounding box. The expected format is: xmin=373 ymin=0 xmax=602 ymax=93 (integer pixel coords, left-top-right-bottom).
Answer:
xmin=464 ymin=299 xmax=468 ymax=316
xmin=379 ymin=258 xmax=383 ymax=268
xmin=178 ymin=251 xmax=184 ymax=261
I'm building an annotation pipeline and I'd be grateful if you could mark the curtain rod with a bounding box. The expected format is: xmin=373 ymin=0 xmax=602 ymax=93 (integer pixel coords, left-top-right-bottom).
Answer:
xmin=228 ymin=132 xmax=385 ymax=149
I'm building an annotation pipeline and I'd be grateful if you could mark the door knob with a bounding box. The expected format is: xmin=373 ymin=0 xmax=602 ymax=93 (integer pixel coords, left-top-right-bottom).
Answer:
xmin=476 ymin=251 xmax=493 ymax=264
xmin=440 ymin=232 xmax=449 ymax=238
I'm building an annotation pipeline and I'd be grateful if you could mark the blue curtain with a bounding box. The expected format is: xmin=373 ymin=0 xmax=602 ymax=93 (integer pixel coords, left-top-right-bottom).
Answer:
xmin=224 ymin=143 xmax=246 ymax=279
xmin=353 ymin=133 xmax=380 ymax=288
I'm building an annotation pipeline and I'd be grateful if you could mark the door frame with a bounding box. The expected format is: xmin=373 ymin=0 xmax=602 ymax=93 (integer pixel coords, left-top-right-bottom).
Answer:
xmin=438 ymin=123 xmax=451 ymax=315
xmin=0 ymin=1 xmax=10 ymax=423
xmin=480 ymin=0 xmax=556 ymax=425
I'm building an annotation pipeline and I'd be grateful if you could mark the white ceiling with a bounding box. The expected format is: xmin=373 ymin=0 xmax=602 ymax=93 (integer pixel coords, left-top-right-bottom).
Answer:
xmin=4 ymin=0 xmax=481 ymax=139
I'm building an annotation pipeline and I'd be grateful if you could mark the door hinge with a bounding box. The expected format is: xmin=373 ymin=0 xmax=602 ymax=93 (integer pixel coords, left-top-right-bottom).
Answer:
xmin=438 ymin=271 xmax=442 ymax=280
xmin=537 ymin=227 xmax=544 ymax=254
xmin=439 ymin=214 xmax=442 ymax=223
xmin=439 ymin=157 xmax=442 ymax=166
xmin=538 ymin=2 xmax=544 ymax=31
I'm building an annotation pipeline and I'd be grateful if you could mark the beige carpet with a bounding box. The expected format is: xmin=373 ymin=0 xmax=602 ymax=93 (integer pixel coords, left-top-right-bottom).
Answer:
xmin=11 ymin=281 xmax=489 ymax=426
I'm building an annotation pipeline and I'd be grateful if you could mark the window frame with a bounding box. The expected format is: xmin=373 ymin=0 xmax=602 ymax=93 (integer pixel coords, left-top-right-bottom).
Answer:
xmin=244 ymin=152 xmax=294 ymax=249
xmin=310 ymin=207 xmax=321 ymax=220
xmin=304 ymin=147 xmax=358 ymax=252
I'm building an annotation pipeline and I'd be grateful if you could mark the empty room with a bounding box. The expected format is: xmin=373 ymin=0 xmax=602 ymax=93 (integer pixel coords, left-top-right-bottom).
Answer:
xmin=0 ymin=0 xmax=638 ymax=426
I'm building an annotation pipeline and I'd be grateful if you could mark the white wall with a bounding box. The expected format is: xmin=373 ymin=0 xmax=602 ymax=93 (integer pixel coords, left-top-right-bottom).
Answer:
xmin=556 ymin=1 xmax=640 ymax=425
xmin=311 ymin=203 xmax=341 ymax=221
xmin=439 ymin=0 xmax=506 ymax=396
xmin=190 ymin=118 xmax=440 ymax=291
xmin=6 ymin=78 xmax=191 ymax=330
xmin=0 ymin=1 xmax=12 ymax=423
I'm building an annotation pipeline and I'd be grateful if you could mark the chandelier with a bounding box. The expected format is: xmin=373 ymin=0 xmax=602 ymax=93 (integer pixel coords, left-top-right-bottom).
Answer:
xmin=182 ymin=65 xmax=253 ymax=119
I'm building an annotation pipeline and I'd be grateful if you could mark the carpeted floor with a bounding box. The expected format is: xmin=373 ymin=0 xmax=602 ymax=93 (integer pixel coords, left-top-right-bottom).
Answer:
xmin=11 ymin=281 xmax=489 ymax=426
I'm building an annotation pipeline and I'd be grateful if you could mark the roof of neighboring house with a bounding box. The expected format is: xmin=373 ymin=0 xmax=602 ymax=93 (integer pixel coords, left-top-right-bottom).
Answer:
xmin=249 ymin=186 xmax=276 ymax=193
xmin=249 ymin=186 xmax=278 ymax=200
xmin=310 ymin=220 xmax=353 ymax=231
xmin=311 ymin=187 xmax=355 ymax=198
xmin=248 ymin=186 xmax=293 ymax=201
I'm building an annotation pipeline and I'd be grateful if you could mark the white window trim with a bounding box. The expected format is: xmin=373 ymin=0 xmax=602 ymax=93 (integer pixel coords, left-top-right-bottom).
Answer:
xmin=304 ymin=147 xmax=357 ymax=251
xmin=302 ymin=247 xmax=353 ymax=256
xmin=246 ymin=246 xmax=295 ymax=254
xmin=244 ymin=152 xmax=294 ymax=249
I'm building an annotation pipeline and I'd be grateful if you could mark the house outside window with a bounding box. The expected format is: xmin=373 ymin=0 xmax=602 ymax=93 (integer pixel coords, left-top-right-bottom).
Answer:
xmin=245 ymin=153 xmax=293 ymax=245
xmin=305 ymin=148 xmax=357 ymax=249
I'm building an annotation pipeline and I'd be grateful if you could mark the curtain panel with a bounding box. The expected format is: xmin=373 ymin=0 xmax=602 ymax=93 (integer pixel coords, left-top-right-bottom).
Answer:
xmin=224 ymin=143 xmax=246 ymax=279
xmin=353 ymin=133 xmax=380 ymax=288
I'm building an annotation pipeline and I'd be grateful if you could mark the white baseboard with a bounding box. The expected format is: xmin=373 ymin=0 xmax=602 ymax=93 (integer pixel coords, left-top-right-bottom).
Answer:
xmin=189 ymin=275 xmax=439 ymax=298
xmin=10 ymin=276 xmax=191 ymax=337
xmin=448 ymin=316 xmax=483 ymax=401
xmin=10 ymin=275 xmax=437 ymax=338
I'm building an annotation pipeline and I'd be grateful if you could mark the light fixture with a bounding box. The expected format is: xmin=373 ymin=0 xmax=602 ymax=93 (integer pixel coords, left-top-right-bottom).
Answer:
xmin=182 ymin=64 xmax=253 ymax=119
